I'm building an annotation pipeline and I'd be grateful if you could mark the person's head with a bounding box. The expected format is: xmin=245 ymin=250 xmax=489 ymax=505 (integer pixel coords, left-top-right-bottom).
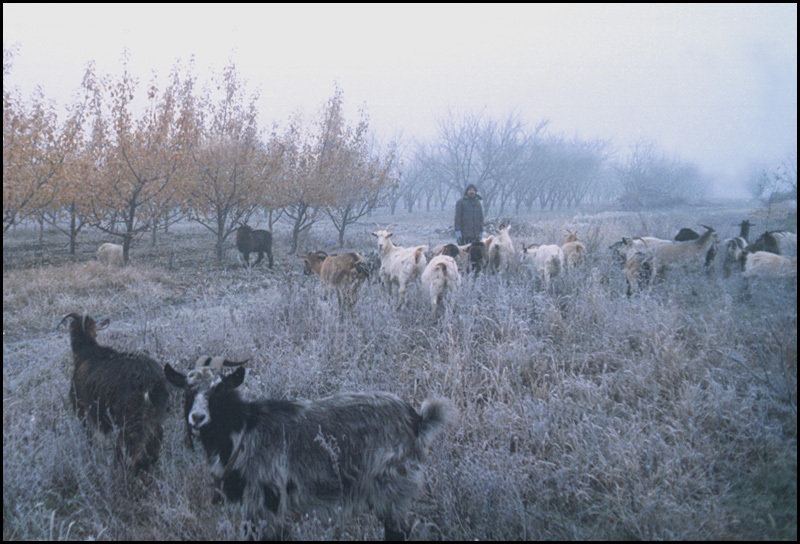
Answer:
xmin=465 ymin=184 xmax=477 ymax=197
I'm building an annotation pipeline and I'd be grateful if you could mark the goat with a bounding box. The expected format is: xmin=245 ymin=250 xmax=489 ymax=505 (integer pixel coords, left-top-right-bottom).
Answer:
xmin=623 ymin=249 xmax=654 ymax=296
xmin=648 ymin=225 xmax=716 ymax=278
xmin=609 ymin=236 xmax=670 ymax=266
xmin=59 ymin=313 xmax=169 ymax=473
xmin=421 ymin=255 xmax=462 ymax=318
xmin=298 ymin=251 xmax=370 ymax=309
xmin=236 ymin=225 xmax=274 ymax=268
xmin=561 ymin=230 xmax=587 ymax=271
xmin=364 ymin=250 xmax=382 ymax=283
xmin=371 ymin=226 xmax=428 ymax=308
xmin=749 ymin=230 xmax=797 ymax=257
xmin=432 ymin=243 xmax=470 ymax=274
xmin=164 ymin=360 xmax=450 ymax=540
xmin=720 ymin=220 xmax=755 ymax=277
xmin=673 ymin=226 xmax=717 ymax=267
xmin=737 ymin=220 xmax=754 ymax=244
xmin=299 ymin=250 xmax=327 ymax=277
xmin=742 ymin=251 xmax=797 ymax=278
xmin=468 ymin=240 xmax=487 ymax=274
xmin=487 ymin=225 xmax=515 ymax=274
xmin=96 ymin=242 xmax=124 ymax=267
xmin=722 ymin=237 xmax=748 ymax=277
xmin=521 ymin=243 xmax=563 ymax=290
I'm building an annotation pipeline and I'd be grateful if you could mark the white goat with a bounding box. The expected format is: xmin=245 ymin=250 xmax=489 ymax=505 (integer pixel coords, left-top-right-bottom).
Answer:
xmin=562 ymin=230 xmax=587 ymax=270
xmin=421 ymin=255 xmax=461 ymax=317
xmin=487 ymin=225 xmax=515 ymax=274
xmin=521 ymin=243 xmax=564 ymax=290
xmin=742 ymin=251 xmax=797 ymax=278
xmin=371 ymin=227 xmax=428 ymax=308
xmin=96 ymin=242 xmax=124 ymax=267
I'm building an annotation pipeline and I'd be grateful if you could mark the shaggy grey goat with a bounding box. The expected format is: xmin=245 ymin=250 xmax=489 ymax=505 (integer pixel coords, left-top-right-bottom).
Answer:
xmin=164 ymin=358 xmax=449 ymax=540
xmin=60 ymin=313 xmax=169 ymax=473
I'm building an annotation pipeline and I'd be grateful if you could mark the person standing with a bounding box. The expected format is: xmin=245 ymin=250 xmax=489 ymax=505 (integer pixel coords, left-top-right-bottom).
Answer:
xmin=454 ymin=184 xmax=484 ymax=245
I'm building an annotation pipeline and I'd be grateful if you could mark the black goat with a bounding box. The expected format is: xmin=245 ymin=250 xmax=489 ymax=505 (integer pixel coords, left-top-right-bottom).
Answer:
xmin=236 ymin=225 xmax=274 ymax=267
xmin=164 ymin=359 xmax=449 ymax=540
xmin=748 ymin=231 xmax=781 ymax=255
xmin=468 ymin=240 xmax=486 ymax=274
xmin=60 ymin=313 xmax=169 ymax=473
xmin=737 ymin=220 xmax=754 ymax=244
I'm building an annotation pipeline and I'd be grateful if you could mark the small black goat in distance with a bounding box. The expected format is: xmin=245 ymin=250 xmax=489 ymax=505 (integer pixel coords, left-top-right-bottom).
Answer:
xmin=235 ymin=225 xmax=274 ymax=267
xmin=165 ymin=357 xmax=450 ymax=540
xmin=60 ymin=313 xmax=169 ymax=473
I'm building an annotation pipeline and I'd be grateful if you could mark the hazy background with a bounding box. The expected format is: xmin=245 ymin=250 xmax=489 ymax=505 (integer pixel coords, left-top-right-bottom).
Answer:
xmin=4 ymin=3 xmax=797 ymax=198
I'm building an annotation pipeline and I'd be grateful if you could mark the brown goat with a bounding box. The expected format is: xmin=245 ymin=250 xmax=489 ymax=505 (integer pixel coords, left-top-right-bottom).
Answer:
xmin=299 ymin=251 xmax=370 ymax=309
xmin=60 ymin=313 xmax=169 ymax=473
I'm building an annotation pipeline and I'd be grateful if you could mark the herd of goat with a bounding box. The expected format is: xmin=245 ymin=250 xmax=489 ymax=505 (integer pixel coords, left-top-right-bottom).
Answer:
xmin=70 ymin=220 xmax=796 ymax=538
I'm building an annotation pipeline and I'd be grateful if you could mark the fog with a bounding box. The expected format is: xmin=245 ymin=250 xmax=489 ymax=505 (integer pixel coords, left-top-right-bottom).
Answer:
xmin=4 ymin=3 xmax=796 ymax=199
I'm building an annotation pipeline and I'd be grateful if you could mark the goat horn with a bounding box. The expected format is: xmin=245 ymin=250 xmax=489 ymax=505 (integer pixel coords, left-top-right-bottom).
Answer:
xmin=193 ymin=356 xmax=248 ymax=371
xmin=194 ymin=356 xmax=215 ymax=369
xmin=208 ymin=357 xmax=229 ymax=371
xmin=58 ymin=312 xmax=83 ymax=329
xmin=699 ymin=224 xmax=714 ymax=231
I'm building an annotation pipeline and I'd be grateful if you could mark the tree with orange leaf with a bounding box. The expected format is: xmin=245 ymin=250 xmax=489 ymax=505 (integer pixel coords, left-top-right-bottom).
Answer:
xmin=317 ymin=88 xmax=398 ymax=247
xmin=3 ymin=48 xmax=93 ymax=234
xmin=183 ymin=60 xmax=270 ymax=262
xmin=84 ymin=54 xmax=196 ymax=265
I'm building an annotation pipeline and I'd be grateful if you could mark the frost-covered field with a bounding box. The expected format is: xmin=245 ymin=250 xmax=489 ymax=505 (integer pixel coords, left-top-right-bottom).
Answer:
xmin=3 ymin=205 xmax=796 ymax=540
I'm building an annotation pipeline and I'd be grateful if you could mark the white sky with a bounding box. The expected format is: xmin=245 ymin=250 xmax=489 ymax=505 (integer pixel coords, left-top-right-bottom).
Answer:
xmin=4 ymin=3 xmax=797 ymax=197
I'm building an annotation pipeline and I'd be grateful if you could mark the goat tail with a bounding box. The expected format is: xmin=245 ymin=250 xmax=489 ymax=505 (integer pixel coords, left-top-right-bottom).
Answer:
xmin=418 ymin=400 xmax=451 ymax=448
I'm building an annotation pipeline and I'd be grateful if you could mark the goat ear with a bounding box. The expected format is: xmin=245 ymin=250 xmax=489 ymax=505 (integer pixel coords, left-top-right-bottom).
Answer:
xmin=164 ymin=364 xmax=187 ymax=388
xmin=96 ymin=318 xmax=110 ymax=331
xmin=224 ymin=366 xmax=246 ymax=389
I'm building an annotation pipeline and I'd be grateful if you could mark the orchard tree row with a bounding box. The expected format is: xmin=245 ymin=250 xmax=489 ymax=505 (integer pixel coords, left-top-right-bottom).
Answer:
xmin=4 ymin=51 xmax=396 ymax=262
xmin=6 ymin=48 xmax=730 ymax=263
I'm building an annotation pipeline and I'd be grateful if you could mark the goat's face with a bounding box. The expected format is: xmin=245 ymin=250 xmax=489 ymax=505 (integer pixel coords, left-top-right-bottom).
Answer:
xmin=298 ymin=251 xmax=326 ymax=276
xmin=235 ymin=225 xmax=251 ymax=245
xmin=371 ymin=230 xmax=393 ymax=253
xmin=59 ymin=312 xmax=110 ymax=347
xmin=165 ymin=361 xmax=246 ymax=434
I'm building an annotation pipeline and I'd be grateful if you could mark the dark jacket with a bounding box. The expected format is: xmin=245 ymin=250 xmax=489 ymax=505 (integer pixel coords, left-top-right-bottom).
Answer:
xmin=454 ymin=186 xmax=484 ymax=244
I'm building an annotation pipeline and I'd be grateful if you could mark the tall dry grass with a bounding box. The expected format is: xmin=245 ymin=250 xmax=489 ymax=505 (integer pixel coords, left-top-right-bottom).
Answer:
xmin=3 ymin=206 xmax=796 ymax=540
